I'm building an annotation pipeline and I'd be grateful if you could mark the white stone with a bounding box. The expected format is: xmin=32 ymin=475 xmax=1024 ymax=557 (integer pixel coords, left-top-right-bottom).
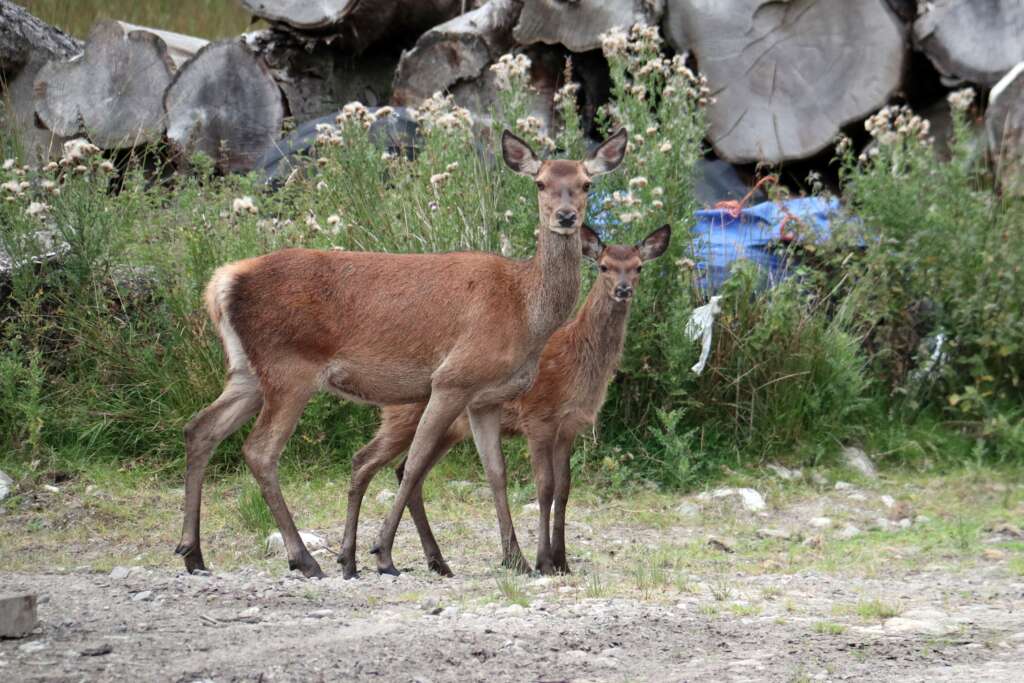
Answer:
xmin=808 ymin=517 xmax=833 ymax=529
xmin=0 ymin=470 xmax=12 ymax=501
xmin=880 ymin=494 xmax=896 ymax=508
xmin=439 ymin=606 xmax=460 ymax=618
xmin=837 ymin=524 xmax=861 ymax=540
xmin=842 ymin=446 xmax=878 ymax=478
xmin=898 ymin=518 xmax=913 ymax=529
xmin=265 ymin=530 xmax=327 ymax=555
xmin=375 ymin=489 xmax=395 ymax=504
xmin=131 ymin=590 xmax=153 ymax=602
xmin=42 ymin=484 xmax=59 ymax=494
xmin=701 ymin=487 xmax=766 ymax=512
xmin=884 ymin=615 xmax=955 ymax=636
xmin=109 ymin=566 xmax=130 ymax=580
xmin=834 ymin=481 xmax=855 ymax=491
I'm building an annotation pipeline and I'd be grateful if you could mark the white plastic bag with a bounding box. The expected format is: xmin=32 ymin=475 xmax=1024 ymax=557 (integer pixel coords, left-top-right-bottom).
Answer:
xmin=685 ymin=296 xmax=722 ymax=375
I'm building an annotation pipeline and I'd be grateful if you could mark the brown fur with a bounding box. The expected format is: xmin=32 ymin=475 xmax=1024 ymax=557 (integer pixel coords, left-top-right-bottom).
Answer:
xmin=349 ymin=225 xmax=672 ymax=575
xmin=176 ymin=129 xmax=629 ymax=579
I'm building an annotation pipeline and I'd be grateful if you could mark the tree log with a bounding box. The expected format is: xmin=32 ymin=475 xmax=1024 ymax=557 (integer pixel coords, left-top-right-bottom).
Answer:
xmin=673 ymin=0 xmax=905 ymax=164
xmin=0 ymin=0 xmax=81 ymax=80
xmin=391 ymin=0 xmax=522 ymax=106
xmin=164 ymin=40 xmax=284 ymax=173
xmin=913 ymin=1 xmax=1024 ymax=86
xmin=514 ymin=0 xmax=664 ymax=53
xmin=115 ymin=21 xmax=209 ymax=69
xmin=34 ymin=21 xmax=174 ymax=149
xmin=238 ymin=0 xmax=470 ymax=53
xmin=246 ymin=29 xmax=397 ymax=121
xmin=987 ymin=62 xmax=1024 ymax=197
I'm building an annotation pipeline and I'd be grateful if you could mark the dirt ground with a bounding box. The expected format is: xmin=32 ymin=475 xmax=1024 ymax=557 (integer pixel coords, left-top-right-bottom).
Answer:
xmin=3 ymin=470 xmax=1024 ymax=681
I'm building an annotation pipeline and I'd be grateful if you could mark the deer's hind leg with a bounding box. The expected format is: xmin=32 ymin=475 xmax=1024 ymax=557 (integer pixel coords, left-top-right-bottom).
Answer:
xmin=177 ymin=371 xmax=263 ymax=573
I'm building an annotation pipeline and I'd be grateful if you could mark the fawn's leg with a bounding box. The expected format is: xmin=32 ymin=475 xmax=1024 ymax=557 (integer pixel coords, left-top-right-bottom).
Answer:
xmin=550 ymin=428 xmax=576 ymax=574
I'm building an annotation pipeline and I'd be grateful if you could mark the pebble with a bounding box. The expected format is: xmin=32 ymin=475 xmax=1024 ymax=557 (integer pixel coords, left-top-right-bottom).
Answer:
xmin=841 ymin=446 xmax=878 ymax=478
xmin=808 ymin=517 xmax=833 ymax=529
xmin=898 ymin=518 xmax=912 ymax=529
xmin=699 ymin=487 xmax=766 ymax=513
xmin=18 ymin=641 xmax=47 ymax=654
xmin=756 ymin=528 xmax=792 ymax=541
xmin=837 ymin=524 xmax=861 ymax=540
xmin=307 ymin=609 xmax=334 ymax=618
xmin=0 ymin=470 xmax=12 ymax=501
xmin=420 ymin=597 xmax=439 ymax=612
xmin=880 ymin=495 xmax=896 ymax=509
xmin=265 ymin=531 xmax=327 ymax=555
xmin=109 ymin=566 xmax=131 ymax=580
xmin=439 ymin=606 xmax=460 ymax=618
xmin=131 ymin=591 xmax=153 ymax=603
xmin=42 ymin=484 xmax=60 ymax=494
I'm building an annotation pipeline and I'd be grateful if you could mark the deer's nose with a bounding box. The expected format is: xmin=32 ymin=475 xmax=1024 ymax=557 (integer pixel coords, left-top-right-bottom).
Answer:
xmin=555 ymin=209 xmax=577 ymax=227
xmin=614 ymin=285 xmax=634 ymax=300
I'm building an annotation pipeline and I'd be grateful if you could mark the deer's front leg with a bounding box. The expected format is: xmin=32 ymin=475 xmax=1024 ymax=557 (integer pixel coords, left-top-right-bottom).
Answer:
xmin=469 ymin=403 xmax=531 ymax=574
xmin=550 ymin=428 xmax=576 ymax=574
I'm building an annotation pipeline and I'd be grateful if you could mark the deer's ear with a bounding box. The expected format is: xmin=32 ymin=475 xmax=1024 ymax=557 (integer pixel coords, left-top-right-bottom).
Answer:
xmin=583 ymin=128 xmax=628 ymax=176
xmin=501 ymin=130 xmax=542 ymax=177
xmin=638 ymin=224 xmax=671 ymax=262
xmin=580 ymin=224 xmax=604 ymax=261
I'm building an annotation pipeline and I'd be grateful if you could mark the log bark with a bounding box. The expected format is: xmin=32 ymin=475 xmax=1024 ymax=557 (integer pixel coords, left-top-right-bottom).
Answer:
xmin=514 ymin=0 xmax=664 ymax=53
xmin=913 ymin=1 xmax=1024 ymax=86
xmin=391 ymin=0 xmax=522 ymax=106
xmin=164 ymin=40 xmax=285 ymax=173
xmin=675 ymin=0 xmax=906 ymax=164
xmin=238 ymin=0 xmax=470 ymax=53
xmin=34 ymin=21 xmax=175 ymax=149
xmin=987 ymin=62 xmax=1024 ymax=197
xmin=0 ymin=0 xmax=81 ymax=80
xmin=246 ymin=29 xmax=397 ymax=121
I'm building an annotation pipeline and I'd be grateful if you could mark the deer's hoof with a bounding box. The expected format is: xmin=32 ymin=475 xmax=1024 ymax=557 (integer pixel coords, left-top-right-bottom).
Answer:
xmin=427 ymin=556 xmax=454 ymax=578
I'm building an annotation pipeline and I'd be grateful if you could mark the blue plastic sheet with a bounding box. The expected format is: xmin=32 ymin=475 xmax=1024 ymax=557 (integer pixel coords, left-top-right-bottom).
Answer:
xmin=692 ymin=196 xmax=840 ymax=294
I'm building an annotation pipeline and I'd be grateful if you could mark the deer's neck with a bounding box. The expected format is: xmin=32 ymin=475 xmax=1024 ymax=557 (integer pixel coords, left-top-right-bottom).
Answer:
xmin=525 ymin=229 xmax=582 ymax=341
xmin=572 ymin=285 xmax=631 ymax=388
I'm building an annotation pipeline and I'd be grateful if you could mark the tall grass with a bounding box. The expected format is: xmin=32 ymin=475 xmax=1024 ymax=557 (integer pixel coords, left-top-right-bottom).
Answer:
xmin=23 ymin=0 xmax=254 ymax=39
xmin=0 ymin=27 xmax=1020 ymax=490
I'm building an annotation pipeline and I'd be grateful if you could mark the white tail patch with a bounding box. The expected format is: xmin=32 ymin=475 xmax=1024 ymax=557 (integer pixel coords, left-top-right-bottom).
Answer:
xmin=206 ymin=265 xmax=252 ymax=375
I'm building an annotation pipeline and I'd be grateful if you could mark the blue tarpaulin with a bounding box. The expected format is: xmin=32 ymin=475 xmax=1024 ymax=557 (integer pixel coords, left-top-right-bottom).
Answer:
xmin=692 ymin=196 xmax=840 ymax=293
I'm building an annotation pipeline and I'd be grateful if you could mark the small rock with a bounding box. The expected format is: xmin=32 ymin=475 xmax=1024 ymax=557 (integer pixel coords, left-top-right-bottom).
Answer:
xmin=707 ymin=536 xmax=735 ymax=553
xmin=190 ymin=569 xmax=212 ymax=577
xmin=834 ymin=481 xmax=855 ymax=491
xmin=18 ymin=640 xmax=47 ymax=653
xmin=880 ymin=494 xmax=896 ymax=509
xmin=375 ymin=489 xmax=395 ymax=504
xmin=85 ymin=484 xmax=97 ymax=495
xmin=837 ymin=524 xmax=861 ymax=540
xmin=898 ymin=517 xmax=912 ymax=529
xmin=522 ymin=501 xmax=540 ymax=513
xmin=700 ymin=487 xmax=766 ymax=513
xmin=884 ymin=610 xmax=954 ymax=635
xmin=109 ymin=566 xmax=131 ymax=580
xmin=307 ymin=609 xmax=334 ymax=618
xmin=131 ymin=591 xmax=153 ymax=603
xmin=236 ymin=606 xmax=260 ymax=622
xmin=808 ymin=517 xmax=833 ymax=529
xmin=265 ymin=530 xmax=327 ymax=556
xmin=421 ymin=597 xmax=439 ymax=612
xmin=80 ymin=643 xmax=112 ymax=657
xmin=0 ymin=470 xmax=12 ymax=501
xmin=676 ymin=501 xmax=700 ymax=517
xmin=766 ymin=464 xmax=798 ymax=481
xmin=0 ymin=594 xmax=38 ymax=638
xmin=983 ymin=548 xmax=1007 ymax=561
xmin=757 ymin=528 xmax=792 ymax=541
xmin=841 ymin=446 xmax=878 ymax=478
xmin=915 ymin=515 xmax=930 ymax=525
xmin=42 ymin=484 xmax=60 ymax=494
xmin=439 ymin=606 xmax=460 ymax=618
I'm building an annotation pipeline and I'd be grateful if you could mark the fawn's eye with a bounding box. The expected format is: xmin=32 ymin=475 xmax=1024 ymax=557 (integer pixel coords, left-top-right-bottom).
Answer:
xmin=536 ymin=181 xmax=545 ymax=191
xmin=599 ymin=265 xmax=609 ymax=273
xmin=583 ymin=182 xmax=592 ymax=192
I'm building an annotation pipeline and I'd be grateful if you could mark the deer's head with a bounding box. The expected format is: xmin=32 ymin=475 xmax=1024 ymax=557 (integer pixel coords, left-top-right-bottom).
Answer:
xmin=589 ymin=224 xmax=672 ymax=303
xmin=501 ymin=128 xmax=628 ymax=237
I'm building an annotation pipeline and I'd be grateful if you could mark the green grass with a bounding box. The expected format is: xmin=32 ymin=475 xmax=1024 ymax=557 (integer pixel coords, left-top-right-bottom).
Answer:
xmin=854 ymin=599 xmax=902 ymax=621
xmin=812 ymin=621 xmax=846 ymax=636
xmin=493 ymin=570 xmax=529 ymax=607
xmin=23 ymin=0 xmax=255 ymax=40
xmin=237 ymin=483 xmax=275 ymax=539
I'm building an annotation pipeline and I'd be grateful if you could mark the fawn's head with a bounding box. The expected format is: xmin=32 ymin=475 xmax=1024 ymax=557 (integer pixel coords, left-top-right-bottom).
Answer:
xmin=589 ymin=224 xmax=672 ymax=303
xmin=501 ymin=128 xmax=628 ymax=237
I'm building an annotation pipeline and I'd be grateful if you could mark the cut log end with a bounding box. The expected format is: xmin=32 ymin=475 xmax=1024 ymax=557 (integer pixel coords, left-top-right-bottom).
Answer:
xmin=514 ymin=0 xmax=664 ymax=53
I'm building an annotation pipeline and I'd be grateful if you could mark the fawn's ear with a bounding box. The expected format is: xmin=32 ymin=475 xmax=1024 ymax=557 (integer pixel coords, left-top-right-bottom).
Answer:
xmin=638 ymin=224 xmax=671 ymax=262
xmin=580 ymin=224 xmax=604 ymax=261
xmin=501 ymin=130 xmax=542 ymax=177
xmin=583 ymin=128 xmax=628 ymax=176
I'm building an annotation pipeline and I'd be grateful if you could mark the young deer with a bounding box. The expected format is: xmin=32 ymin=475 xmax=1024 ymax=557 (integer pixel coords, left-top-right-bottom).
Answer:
xmin=347 ymin=225 xmax=671 ymax=576
xmin=177 ymin=129 xmax=628 ymax=578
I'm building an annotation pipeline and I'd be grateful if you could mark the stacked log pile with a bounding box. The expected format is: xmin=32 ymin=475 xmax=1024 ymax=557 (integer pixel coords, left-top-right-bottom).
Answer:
xmin=1 ymin=0 xmax=1023 ymax=190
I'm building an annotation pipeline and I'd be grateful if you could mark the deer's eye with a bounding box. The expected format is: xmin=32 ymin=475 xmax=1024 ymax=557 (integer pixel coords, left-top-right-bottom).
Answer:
xmin=583 ymin=182 xmax=592 ymax=192
xmin=536 ymin=181 xmax=546 ymax=191
xmin=599 ymin=265 xmax=609 ymax=273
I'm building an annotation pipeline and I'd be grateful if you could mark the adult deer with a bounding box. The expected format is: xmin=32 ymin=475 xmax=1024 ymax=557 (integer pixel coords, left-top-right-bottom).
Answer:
xmin=345 ymin=225 xmax=671 ymax=576
xmin=176 ymin=128 xmax=628 ymax=578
